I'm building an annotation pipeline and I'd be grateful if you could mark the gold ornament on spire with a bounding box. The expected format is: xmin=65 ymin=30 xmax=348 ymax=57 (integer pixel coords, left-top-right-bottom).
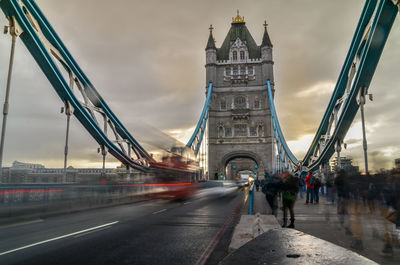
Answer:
xmin=232 ymin=10 xmax=245 ymax=24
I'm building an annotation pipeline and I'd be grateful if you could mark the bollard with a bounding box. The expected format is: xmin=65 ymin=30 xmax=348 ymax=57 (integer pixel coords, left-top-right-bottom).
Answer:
xmin=249 ymin=183 xmax=255 ymax=215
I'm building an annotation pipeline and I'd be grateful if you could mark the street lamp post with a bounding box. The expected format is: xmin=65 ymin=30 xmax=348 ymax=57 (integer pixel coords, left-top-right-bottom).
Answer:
xmin=359 ymin=86 xmax=371 ymax=174
xmin=0 ymin=20 xmax=19 ymax=179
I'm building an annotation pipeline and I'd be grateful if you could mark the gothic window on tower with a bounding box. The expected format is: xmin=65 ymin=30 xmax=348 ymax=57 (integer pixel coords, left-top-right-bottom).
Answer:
xmin=234 ymin=96 xmax=246 ymax=109
xmin=248 ymin=66 xmax=254 ymax=75
xmin=225 ymin=68 xmax=231 ymax=76
xmin=257 ymin=125 xmax=263 ymax=137
xmin=254 ymin=98 xmax=260 ymax=109
xmin=225 ymin=127 xmax=232 ymax=137
xmin=234 ymin=124 xmax=247 ymax=137
xmin=240 ymin=51 xmax=245 ymax=60
xmin=218 ymin=126 xmax=224 ymax=138
xmin=232 ymin=51 xmax=237 ymax=61
xmin=232 ymin=67 xmax=238 ymax=75
xmin=240 ymin=67 xmax=246 ymax=75
xmin=220 ymin=100 xmax=226 ymax=110
xmin=250 ymin=126 xmax=257 ymax=137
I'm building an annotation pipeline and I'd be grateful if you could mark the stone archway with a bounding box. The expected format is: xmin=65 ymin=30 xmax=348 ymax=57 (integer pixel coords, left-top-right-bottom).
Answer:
xmin=219 ymin=151 xmax=264 ymax=180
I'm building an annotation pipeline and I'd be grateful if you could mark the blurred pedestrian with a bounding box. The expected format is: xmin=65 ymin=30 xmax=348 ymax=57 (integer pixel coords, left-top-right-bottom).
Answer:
xmin=262 ymin=174 xmax=279 ymax=216
xmin=313 ymin=176 xmax=321 ymax=204
xmin=299 ymin=173 xmax=306 ymax=199
xmin=281 ymin=173 xmax=299 ymax=228
xmin=305 ymin=172 xmax=314 ymax=204
xmin=255 ymin=177 xmax=260 ymax=192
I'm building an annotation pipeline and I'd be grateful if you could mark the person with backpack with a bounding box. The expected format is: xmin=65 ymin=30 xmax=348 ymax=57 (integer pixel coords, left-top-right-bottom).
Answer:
xmin=262 ymin=174 xmax=279 ymax=216
xmin=305 ymin=172 xmax=314 ymax=204
xmin=281 ymin=173 xmax=299 ymax=228
xmin=313 ymin=176 xmax=321 ymax=204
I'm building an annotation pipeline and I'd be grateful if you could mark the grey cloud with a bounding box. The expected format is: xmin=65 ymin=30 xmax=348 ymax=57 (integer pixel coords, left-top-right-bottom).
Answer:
xmin=0 ymin=0 xmax=399 ymax=171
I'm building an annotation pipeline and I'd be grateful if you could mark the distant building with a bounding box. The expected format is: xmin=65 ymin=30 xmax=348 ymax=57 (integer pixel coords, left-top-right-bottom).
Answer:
xmin=395 ymin=158 xmax=400 ymax=169
xmin=330 ymin=157 xmax=359 ymax=173
xmin=1 ymin=161 xmax=139 ymax=184
xmin=11 ymin=160 xmax=45 ymax=169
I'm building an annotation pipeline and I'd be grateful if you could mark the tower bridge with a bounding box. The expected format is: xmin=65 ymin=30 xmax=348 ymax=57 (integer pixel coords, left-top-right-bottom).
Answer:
xmin=0 ymin=1 xmax=400 ymax=264
xmin=205 ymin=12 xmax=274 ymax=180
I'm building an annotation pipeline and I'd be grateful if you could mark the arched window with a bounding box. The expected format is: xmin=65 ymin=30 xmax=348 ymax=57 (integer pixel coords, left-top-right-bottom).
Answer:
xmin=257 ymin=125 xmax=263 ymax=137
xmin=218 ymin=126 xmax=223 ymax=138
xmin=240 ymin=51 xmax=245 ymax=60
xmin=225 ymin=68 xmax=231 ymax=76
xmin=232 ymin=51 xmax=237 ymax=61
xmin=234 ymin=96 xmax=246 ymax=109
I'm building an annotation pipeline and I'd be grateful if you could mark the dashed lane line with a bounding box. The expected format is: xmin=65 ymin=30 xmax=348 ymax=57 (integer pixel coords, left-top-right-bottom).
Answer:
xmin=152 ymin=209 xmax=167 ymax=215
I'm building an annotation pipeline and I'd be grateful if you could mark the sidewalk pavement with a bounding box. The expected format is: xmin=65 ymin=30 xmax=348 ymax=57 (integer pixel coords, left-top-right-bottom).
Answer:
xmin=221 ymin=228 xmax=377 ymax=265
xmin=221 ymin=189 xmax=397 ymax=264
xmin=276 ymin=194 xmax=400 ymax=265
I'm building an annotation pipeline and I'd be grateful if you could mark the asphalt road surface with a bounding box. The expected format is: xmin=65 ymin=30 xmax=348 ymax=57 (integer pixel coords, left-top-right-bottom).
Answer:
xmin=0 ymin=190 xmax=244 ymax=265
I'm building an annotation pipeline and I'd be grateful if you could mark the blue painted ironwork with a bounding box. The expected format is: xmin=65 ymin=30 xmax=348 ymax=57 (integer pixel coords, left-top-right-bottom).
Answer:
xmin=248 ymin=183 xmax=255 ymax=215
xmin=186 ymin=82 xmax=213 ymax=156
xmin=304 ymin=0 xmax=398 ymax=171
xmin=267 ymin=80 xmax=298 ymax=171
xmin=0 ymin=0 xmax=154 ymax=171
xmin=266 ymin=0 xmax=398 ymax=174
xmin=302 ymin=0 xmax=379 ymax=167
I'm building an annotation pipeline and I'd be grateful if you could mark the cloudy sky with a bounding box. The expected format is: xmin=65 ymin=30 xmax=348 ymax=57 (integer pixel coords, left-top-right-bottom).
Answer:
xmin=0 ymin=0 xmax=399 ymax=171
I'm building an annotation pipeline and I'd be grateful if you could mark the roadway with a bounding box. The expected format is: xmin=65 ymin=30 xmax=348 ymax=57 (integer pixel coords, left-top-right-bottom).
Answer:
xmin=0 ymin=190 xmax=245 ymax=265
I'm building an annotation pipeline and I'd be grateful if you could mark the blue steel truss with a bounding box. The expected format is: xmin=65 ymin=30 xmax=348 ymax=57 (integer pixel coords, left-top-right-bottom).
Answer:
xmin=268 ymin=0 xmax=398 ymax=174
xmin=0 ymin=0 xmax=155 ymax=171
xmin=1 ymin=0 xmax=399 ymax=174
xmin=186 ymin=82 xmax=213 ymax=156
xmin=267 ymin=80 xmax=299 ymax=172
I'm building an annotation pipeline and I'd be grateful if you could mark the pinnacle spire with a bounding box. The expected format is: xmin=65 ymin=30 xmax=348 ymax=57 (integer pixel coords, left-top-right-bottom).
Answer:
xmin=206 ymin=24 xmax=216 ymax=50
xmin=261 ymin=20 xmax=272 ymax=47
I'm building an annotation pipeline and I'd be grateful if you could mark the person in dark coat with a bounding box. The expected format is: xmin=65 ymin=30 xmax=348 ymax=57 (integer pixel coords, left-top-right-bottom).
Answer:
xmin=262 ymin=174 xmax=279 ymax=216
xmin=313 ymin=176 xmax=321 ymax=204
xmin=255 ymin=177 xmax=260 ymax=191
xmin=281 ymin=173 xmax=299 ymax=228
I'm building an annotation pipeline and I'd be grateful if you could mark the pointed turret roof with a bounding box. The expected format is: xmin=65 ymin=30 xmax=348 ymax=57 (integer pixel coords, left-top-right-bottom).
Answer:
xmin=216 ymin=18 xmax=261 ymax=60
xmin=205 ymin=24 xmax=216 ymax=50
xmin=261 ymin=21 xmax=272 ymax=47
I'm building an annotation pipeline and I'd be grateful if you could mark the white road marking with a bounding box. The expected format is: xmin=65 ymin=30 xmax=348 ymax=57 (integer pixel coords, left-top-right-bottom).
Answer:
xmin=0 ymin=221 xmax=119 ymax=256
xmin=0 ymin=219 xmax=43 ymax=229
xmin=184 ymin=201 xmax=192 ymax=205
xmin=73 ymin=226 xmax=112 ymax=238
xmin=152 ymin=209 xmax=167 ymax=215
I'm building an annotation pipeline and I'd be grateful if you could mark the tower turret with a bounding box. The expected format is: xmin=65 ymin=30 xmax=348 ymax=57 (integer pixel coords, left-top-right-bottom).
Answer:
xmin=205 ymin=24 xmax=217 ymax=83
xmin=261 ymin=21 xmax=274 ymax=85
xmin=206 ymin=12 xmax=275 ymax=180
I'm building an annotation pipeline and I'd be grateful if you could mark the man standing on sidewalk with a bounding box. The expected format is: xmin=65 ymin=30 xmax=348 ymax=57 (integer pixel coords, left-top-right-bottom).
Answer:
xmin=305 ymin=172 xmax=314 ymax=205
xmin=262 ymin=174 xmax=279 ymax=216
xmin=281 ymin=173 xmax=299 ymax=228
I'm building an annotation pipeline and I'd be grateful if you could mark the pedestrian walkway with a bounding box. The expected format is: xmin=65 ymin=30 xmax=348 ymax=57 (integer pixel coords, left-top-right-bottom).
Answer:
xmin=276 ymin=194 xmax=400 ymax=265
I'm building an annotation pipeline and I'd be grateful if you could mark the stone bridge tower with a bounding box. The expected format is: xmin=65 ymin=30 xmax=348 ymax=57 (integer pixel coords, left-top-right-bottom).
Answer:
xmin=206 ymin=11 xmax=275 ymax=180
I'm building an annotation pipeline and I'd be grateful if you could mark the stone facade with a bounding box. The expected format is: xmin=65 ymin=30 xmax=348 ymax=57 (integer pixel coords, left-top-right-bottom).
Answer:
xmin=206 ymin=14 xmax=275 ymax=180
